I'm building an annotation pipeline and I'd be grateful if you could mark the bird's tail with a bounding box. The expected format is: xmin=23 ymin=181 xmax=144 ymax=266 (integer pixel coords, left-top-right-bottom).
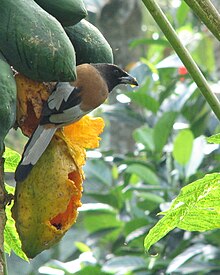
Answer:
xmin=15 ymin=125 xmax=57 ymax=182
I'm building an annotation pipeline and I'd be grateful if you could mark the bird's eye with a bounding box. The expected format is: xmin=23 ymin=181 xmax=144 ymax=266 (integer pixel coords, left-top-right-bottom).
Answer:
xmin=113 ymin=69 xmax=121 ymax=77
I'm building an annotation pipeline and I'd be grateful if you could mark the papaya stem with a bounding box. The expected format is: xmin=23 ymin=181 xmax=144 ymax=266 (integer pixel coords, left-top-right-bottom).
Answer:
xmin=184 ymin=0 xmax=220 ymax=41
xmin=142 ymin=0 xmax=220 ymax=121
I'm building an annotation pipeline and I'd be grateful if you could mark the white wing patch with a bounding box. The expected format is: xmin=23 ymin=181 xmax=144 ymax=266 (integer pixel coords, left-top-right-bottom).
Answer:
xmin=48 ymin=82 xmax=74 ymax=111
xmin=22 ymin=126 xmax=57 ymax=165
xmin=49 ymin=105 xmax=89 ymax=125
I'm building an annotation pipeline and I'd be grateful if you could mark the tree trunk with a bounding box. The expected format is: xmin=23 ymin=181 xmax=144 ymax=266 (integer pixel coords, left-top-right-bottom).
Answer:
xmin=99 ymin=0 xmax=143 ymax=67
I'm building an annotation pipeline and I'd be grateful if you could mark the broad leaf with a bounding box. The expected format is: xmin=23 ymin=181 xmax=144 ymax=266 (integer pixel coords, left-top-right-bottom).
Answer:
xmin=192 ymin=34 xmax=215 ymax=72
xmin=173 ymin=129 xmax=194 ymax=165
xmin=207 ymin=133 xmax=220 ymax=144
xmin=166 ymin=244 xmax=212 ymax=274
xmin=128 ymin=91 xmax=159 ymax=113
xmin=137 ymin=192 xmax=164 ymax=211
xmin=126 ymin=164 xmax=159 ymax=185
xmin=176 ymin=2 xmax=190 ymax=26
xmin=76 ymin=266 xmax=112 ymax=275
xmin=85 ymin=191 xmax=122 ymax=209
xmin=185 ymin=136 xmax=206 ymax=178
xmin=129 ymin=38 xmax=169 ymax=49
xmin=126 ymin=226 xmax=149 ymax=244
xmin=74 ymin=242 xmax=90 ymax=253
xmin=83 ymin=213 xmax=122 ymax=233
xmin=133 ymin=125 xmax=154 ymax=151
xmin=153 ymin=111 xmax=178 ymax=154
xmin=103 ymin=256 xmax=146 ymax=273
xmin=144 ymin=173 xmax=220 ymax=251
xmin=126 ymin=75 xmax=159 ymax=113
xmin=4 ymin=184 xmax=28 ymax=261
xmin=4 ymin=147 xmax=21 ymax=172
xmin=170 ymin=82 xmax=197 ymax=111
xmin=79 ymin=203 xmax=116 ymax=214
xmin=84 ymin=159 xmax=112 ymax=188
xmin=156 ymin=54 xmax=184 ymax=69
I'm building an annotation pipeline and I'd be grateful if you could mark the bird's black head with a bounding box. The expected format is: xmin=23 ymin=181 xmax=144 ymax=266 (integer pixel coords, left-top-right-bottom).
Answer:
xmin=92 ymin=63 xmax=138 ymax=92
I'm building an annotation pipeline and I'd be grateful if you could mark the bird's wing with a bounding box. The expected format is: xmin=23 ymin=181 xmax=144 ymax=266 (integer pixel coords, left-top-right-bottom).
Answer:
xmin=41 ymin=82 xmax=83 ymax=125
xmin=48 ymin=104 xmax=88 ymax=124
xmin=15 ymin=125 xmax=56 ymax=182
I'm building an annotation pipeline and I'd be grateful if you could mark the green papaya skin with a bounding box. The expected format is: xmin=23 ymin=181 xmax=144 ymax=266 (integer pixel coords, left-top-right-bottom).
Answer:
xmin=0 ymin=0 xmax=76 ymax=82
xmin=0 ymin=52 xmax=17 ymax=153
xmin=34 ymin=0 xmax=87 ymax=27
xmin=65 ymin=20 xmax=114 ymax=65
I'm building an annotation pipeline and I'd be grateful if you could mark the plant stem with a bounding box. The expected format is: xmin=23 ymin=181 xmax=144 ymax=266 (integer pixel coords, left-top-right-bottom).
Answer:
xmin=142 ymin=0 xmax=220 ymax=121
xmin=184 ymin=0 xmax=220 ymax=41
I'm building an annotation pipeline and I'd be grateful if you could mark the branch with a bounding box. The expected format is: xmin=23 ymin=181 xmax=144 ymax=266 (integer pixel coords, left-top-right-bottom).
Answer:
xmin=142 ymin=0 xmax=220 ymax=122
xmin=184 ymin=0 xmax=220 ymax=41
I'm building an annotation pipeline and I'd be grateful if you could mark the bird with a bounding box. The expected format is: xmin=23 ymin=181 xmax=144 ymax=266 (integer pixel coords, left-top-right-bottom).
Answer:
xmin=15 ymin=63 xmax=138 ymax=182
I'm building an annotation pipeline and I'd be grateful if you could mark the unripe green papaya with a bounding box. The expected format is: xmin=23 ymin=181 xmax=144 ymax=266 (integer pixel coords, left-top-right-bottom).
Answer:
xmin=0 ymin=0 xmax=76 ymax=82
xmin=34 ymin=0 xmax=87 ymax=26
xmin=65 ymin=20 xmax=114 ymax=65
xmin=0 ymin=52 xmax=17 ymax=153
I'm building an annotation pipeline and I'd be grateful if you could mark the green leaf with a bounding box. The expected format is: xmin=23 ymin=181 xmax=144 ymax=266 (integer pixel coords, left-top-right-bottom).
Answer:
xmin=124 ymin=218 xmax=150 ymax=236
xmin=4 ymin=183 xmax=14 ymax=194
xmin=173 ymin=129 xmax=194 ymax=165
xmin=153 ymin=111 xmax=178 ymax=154
xmin=79 ymin=203 xmax=116 ymax=214
xmin=4 ymin=147 xmax=21 ymax=172
xmin=85 ymin=192 xmax=121 ymax=209
xmin=137 ymin=192 xmax=164 ymax=211
xmin=166 ymin=244 xmax=208 ymax=274
xmin=126 ymin=164 xmax=159 ymax=185
xmin=185 ymin=136 xmax=206 ymax=178
xmin=206 ymin=133 xmax=220 ymax=144
xmin=125 ymin=226 xmax=148 ymax=244
xmin=133 ymin=125 xmax=154 ymax=151
xmin=74 ymin=242 xmax=90 ymax=253
xmin=144 ymin=173 xmax=220 ymax=251
xmin=127 ymin=82 xmax=159 ymax=113
xmin=83 ymin=212 xmax=122 ymax=233
xmin=103 ymin=256 xmax=146 ymax=273
xmin=129 ymin=38 xmax=169 ymax=48
xmin=112 ymin=165 xmax=119 ymax=180
xmin=192 ymin=33 xmax=215 ymax=73
xmin=176 ymin=2 xmax=190 ymax=26
xmin=84 ymin=159 xmax=112 ymax=186
xmin=76 ymin=266 xmax=112 ymax=275
xmin=4 ymin=184 xmax=28 ymax=261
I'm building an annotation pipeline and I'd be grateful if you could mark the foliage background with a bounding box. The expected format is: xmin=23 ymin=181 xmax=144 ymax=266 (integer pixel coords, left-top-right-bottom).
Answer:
xmin=5 ymin=0 xmax=220 ymax=274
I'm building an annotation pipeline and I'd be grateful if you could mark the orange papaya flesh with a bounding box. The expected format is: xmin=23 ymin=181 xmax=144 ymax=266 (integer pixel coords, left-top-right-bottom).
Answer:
xmin=15 ymin=73 xmax=54 ymax=136
xmin=50 ymin=170 xmax=83 ymax=230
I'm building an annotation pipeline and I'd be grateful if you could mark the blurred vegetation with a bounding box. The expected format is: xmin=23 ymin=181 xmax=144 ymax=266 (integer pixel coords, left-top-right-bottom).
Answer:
xmin=6 ymin=0 xmax=220 ymax=274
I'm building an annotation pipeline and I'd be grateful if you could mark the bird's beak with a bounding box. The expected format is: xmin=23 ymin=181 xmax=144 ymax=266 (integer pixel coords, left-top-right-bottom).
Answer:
xmin=119 ymin=75 xmax=138 ymax=86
